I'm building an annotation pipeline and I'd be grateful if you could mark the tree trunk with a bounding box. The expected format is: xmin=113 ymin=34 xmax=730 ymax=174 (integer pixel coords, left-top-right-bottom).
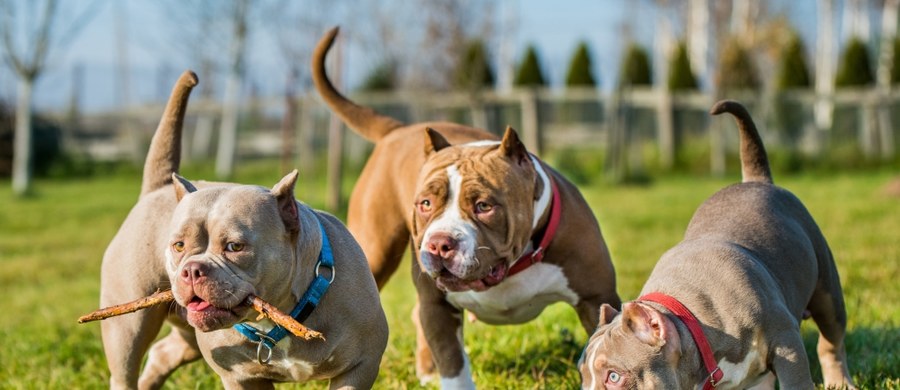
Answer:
xmin=12 ymin=77 xmax=34 ymax=196
xmin=280 ymin=82 xmax=296 ymax=174
xmin=215 ymin=0 xmax=249 ymax=180
xmin=655 ymin=9 xmax=675 ymax=170
xmin=688 ymin=0 xmax=710 ymax=89
xmin=876 ymin=0 xmax=898 ymax=160
xmin=815 ymin=0 xmax=835 ymax=134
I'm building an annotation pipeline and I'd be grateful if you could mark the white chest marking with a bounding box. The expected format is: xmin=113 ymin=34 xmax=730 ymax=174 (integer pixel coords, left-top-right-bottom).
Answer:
xmin=446 ymin=263 xmax=578 ymax=324
xmin=230 ymin=319 xmax=318 ymax=382
xmin=715 ymin=345 xmax=769 ymax=389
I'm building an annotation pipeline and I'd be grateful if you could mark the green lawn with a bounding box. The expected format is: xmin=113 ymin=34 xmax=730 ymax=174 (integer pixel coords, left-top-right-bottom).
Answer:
xmin=1 ymin=163 xmax=897 ymax=389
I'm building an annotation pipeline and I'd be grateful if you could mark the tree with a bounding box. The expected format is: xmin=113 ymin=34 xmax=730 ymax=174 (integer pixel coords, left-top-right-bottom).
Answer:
xmin=776 ymin=32 xmax=812 ymax=90
xmin=359 ymin=61 xmax=397 ymax=91
xmin=835 ymin=37 xmax=874 ymax=87
xmin=454 ymin=39 xmax=494 ymax=91
xmin=1 ymin=0 xmax=98 ymax=196
xmin=513 ymin=44 xmax=545 ymax=87
xmin=815 ymin=0 xmax=837 ymax=131
xmin=668 ymin=41 xmax=698 ymax=91
xmin=565 ymin=41 xmax=597 ymax=87
xmin=893 ymin=38 xmax=900 ymax=84
xmin=617 ymin=44 xmax=652 ymax=88
xmin=716 ymin=37 xmax=759 ymax=91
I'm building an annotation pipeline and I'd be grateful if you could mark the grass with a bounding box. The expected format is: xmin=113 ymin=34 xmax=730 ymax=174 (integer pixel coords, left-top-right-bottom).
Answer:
xmin=0 ymin=161 xmax=898 ymax=389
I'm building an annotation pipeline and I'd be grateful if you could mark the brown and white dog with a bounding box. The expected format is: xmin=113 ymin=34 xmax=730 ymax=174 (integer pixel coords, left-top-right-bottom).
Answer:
xmin=313 ymin=27 xmax=621 ymax=387
xmin=98 ymin=71 xmax=387 ymax=389
xmin=578 ymin=101 xmax=855 ymax=389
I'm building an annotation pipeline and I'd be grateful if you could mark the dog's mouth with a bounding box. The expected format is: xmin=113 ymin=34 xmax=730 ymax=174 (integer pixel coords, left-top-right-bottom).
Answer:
xmin=435 ymin=262 xmax=508 ymax=292
xmin=185 ymin=295 xmax=248 ymax=331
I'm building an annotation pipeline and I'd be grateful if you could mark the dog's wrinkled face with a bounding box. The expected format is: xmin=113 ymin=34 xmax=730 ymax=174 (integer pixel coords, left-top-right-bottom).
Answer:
xmin=578 ymin=303 xmax=685 ymax=389
xmin=412 ymin=127 xmax=545 ymax=292
xmin=166 ymin=172 xmax=301 ymax=331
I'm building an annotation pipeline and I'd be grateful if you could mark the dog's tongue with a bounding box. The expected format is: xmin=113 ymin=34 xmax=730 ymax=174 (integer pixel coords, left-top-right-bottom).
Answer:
xmin=187 ymin=298 xmax=212 ymax=311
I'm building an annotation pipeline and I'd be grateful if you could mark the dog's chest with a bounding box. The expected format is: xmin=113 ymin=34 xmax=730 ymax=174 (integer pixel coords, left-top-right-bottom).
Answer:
xmin=225 ymin=332 xmax=324 ymax=382
xmin=446 ymin=263 xmax=578 ymax=324
xmin=712 ymin=330 xmax=770 ymax=389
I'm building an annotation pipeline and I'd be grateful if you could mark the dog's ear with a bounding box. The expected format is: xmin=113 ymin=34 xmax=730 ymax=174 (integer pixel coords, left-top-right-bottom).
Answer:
xmin=598 ymin=303 xmax=620 ymax=326
xmin=271 ymin=170 xmax=300 ymax=235
xmin=172 ymin=173 xmax=197 ymax=201
xmin=424 ymin=127 xmax=452 ymax=156
xmin=621 ymin=302 xmax=671 ymax=347
xmin=499 ymin=126 xmax=530 ymax=167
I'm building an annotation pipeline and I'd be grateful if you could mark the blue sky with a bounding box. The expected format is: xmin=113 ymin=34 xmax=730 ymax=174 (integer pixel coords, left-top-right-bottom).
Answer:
xmin=0 ymin=1 xmax=835 ymax=113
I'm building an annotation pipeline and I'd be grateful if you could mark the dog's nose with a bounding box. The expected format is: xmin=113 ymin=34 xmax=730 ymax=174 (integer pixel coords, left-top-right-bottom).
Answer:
xmin=426 ymin=233 xmax=458 ymax=260
xmin=180 ymin=261 xmax=208 ymax=284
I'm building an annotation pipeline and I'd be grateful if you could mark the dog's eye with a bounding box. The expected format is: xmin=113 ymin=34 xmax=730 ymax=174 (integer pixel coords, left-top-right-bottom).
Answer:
xmin=225 ymin=242 xmax=244 ymax=252
xmin=475 ymin=201 xmax=493 ymax=213
xmin=173 ymin=242 xmax=185 ymax=253
xmin=419 ymin=199 xmax=432 ymax=213
xmin=606 ymin=370 xmax=621 ymax=384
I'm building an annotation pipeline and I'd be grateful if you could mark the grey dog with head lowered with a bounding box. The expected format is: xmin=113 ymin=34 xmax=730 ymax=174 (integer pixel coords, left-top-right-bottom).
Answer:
xmin=97 ymin=71 xmax=387 ymax=389
xmin=578 ymin=100 xmax=855 ymax=389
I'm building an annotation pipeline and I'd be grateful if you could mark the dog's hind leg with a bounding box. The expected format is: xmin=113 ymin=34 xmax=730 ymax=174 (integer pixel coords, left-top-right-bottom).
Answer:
xmin=412 ymin=301 xmax=437 ymax=382
xmin=346 ymin=182 xmax=410 ymax=290
xmin=138 ymin=325 xmax=202 ymax=390
xmin=808 ymin=284 xmax=856 ymax=388
xmin=804 ymin=243 xmax=857 ymax=389
xmin=101 ymin=305 xmax=167 ymax=390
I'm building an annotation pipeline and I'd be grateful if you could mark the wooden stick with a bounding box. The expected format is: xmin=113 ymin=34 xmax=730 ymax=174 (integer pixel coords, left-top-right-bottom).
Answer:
xmin=77 ymin=289 xmax=174 ymax=323
xmin=246 ymin=295 xmax=324 ymax=341
xmin=78 ymin=290 xmax=323 ymax=341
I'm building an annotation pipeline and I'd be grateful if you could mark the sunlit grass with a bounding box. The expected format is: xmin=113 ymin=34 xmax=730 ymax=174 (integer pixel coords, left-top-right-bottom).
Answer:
xmin=0 ymin=163 xmax=897 ymax=388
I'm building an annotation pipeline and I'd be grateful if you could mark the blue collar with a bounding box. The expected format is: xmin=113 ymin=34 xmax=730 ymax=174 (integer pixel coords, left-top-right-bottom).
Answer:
xmin=233 ymin=214 xmax=334 ymax=364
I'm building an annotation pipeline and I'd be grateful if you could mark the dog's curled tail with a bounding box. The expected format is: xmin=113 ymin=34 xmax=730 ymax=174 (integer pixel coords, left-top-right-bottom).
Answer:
xmin=141 ymin=70 xmax=198 ymax=197
xmin=710 ymin=99 xmax=773 ymax=184
xmin=312 ymin=26 xmax=405 ymax=142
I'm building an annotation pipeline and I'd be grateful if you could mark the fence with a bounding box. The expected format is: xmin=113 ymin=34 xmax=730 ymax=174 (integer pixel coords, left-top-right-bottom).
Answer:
xmin=55 ymin=87 xmax=900 ymax=209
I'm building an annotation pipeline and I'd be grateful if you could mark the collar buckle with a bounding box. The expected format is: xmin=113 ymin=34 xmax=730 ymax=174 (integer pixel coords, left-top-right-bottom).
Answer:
xmin=315 ymin=260 xmax=335 ymax=284
xmin=254 ymin=332 xmax=276 ymax=365
xmin=707 ymin=366 xmax=723 ymax=388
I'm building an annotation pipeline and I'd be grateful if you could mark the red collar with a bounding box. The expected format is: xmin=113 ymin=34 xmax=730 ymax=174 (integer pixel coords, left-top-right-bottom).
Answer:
xmin=507 ymin=175 xmax=561 ymax=277
xmin=638 ymin=292 xmax=724 ymax=389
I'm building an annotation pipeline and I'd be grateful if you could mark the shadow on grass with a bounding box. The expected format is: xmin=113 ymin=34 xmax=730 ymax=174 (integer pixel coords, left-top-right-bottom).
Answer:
xmin=473 ymin=326 xmax=585 ymax=386
xmin=803 ymin=325 xmax=900 ymax=389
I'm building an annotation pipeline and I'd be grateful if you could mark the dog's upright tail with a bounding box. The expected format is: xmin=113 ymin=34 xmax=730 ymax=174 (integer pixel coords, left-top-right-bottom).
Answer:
xmin=140 ymin=70 xmax=198 ymax=197
xmin=710 ymin=100 xmax=773 ymax=184
xmin=312 ymin=27 xmax=405 ymax=143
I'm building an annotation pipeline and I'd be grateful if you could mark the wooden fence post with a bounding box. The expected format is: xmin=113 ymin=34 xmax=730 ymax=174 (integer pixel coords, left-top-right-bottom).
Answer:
xmin=520 ymin=89 xmax=542 ymax=156
xmin=326 ymin=111 xmax=344 ymax=212
xmin=297 ymin=97 xmax=316 ymax=176
xmin=605 ymin=92 xmax=626 ymax=182
xmin=656 ymin=89 xmax=675 ymax=170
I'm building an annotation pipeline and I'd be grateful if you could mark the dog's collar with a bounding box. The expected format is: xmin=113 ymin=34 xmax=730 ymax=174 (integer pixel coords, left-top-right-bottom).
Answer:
xmin=507 ymin=173 xmax=561 ymax=278
xmin=233 ymin=214 xmax=334 ymax=365
xmin=638 ymin=292 xmax=724 ymax=389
